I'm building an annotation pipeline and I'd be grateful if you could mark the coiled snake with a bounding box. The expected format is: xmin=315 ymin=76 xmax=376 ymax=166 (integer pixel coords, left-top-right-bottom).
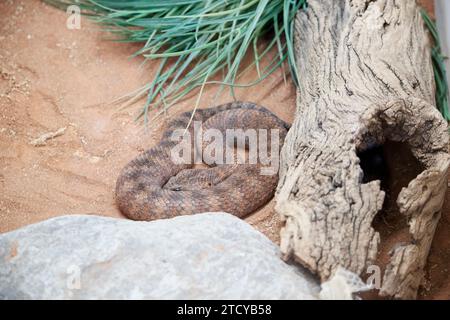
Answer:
xmin=115 ymin=102 xmax=289 ymax=221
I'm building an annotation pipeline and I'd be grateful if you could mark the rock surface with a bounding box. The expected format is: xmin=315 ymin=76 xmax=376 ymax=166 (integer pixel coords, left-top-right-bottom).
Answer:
xmin=0 ymin=213 xmax=319 ymax=299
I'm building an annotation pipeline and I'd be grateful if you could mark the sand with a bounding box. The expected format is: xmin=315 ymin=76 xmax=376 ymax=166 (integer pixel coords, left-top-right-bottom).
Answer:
xmin=0 ymin=0 xmax=448 ymax=299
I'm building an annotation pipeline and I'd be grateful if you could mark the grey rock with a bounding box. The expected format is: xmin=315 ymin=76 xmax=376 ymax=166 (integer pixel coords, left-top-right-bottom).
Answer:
xmin=0 ymin=213 xmax=319 ymax=299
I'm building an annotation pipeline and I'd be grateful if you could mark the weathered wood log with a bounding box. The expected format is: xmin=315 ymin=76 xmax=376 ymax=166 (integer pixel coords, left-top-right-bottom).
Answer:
xmin=275 ymin=0 xmax=450 ymax=299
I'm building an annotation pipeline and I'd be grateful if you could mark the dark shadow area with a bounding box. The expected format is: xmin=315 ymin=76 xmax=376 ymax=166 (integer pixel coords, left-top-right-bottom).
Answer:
xmin=357 ymin=140 xmax=425 ymax=299
xmin=364 ymin=141 xmax=425 ymax=238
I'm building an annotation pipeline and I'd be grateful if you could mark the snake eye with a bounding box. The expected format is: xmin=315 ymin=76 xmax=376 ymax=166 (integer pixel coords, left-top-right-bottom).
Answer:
xmin=172 ymin=187 xmax=181 ymax=191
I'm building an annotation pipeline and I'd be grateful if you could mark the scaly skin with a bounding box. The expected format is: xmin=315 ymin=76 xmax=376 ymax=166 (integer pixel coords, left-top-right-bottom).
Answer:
xmin=115 ymin=101 xmax=289 ymax=221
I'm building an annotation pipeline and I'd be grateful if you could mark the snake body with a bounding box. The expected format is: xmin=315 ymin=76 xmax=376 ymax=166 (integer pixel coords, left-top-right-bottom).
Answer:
xmin=115 ymin=102 xmax=289 ymax=221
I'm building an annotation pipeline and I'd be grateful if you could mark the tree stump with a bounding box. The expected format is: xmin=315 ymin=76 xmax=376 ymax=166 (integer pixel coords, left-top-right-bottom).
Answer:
xmin=275 ymin=0 xmax=450 ymax=299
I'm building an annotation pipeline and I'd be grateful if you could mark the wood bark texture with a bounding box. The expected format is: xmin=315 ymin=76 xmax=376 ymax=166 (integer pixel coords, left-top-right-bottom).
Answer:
xmin=275 ymin=0 xmax=450 ymax=299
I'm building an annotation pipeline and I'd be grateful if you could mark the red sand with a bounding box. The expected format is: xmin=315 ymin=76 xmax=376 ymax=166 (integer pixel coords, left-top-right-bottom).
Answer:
xmin=0 ymin=0 xmax=447 ymax=299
